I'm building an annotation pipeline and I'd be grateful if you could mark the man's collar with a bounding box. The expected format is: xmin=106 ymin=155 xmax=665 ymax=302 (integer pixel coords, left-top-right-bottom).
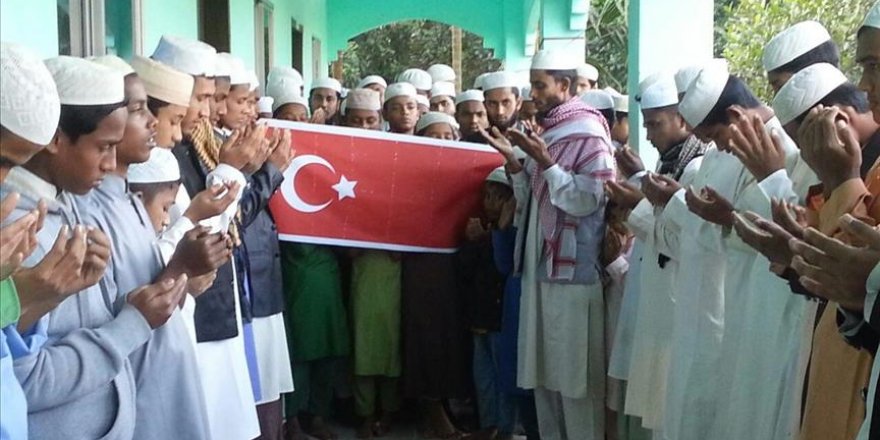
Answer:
xmin=3 ymin=166 xmax=58 ymax=202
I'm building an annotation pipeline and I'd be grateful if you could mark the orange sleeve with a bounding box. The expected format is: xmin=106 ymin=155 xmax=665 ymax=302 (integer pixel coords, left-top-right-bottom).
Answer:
xmin=818 ymin=178 xmax=872 ymax=235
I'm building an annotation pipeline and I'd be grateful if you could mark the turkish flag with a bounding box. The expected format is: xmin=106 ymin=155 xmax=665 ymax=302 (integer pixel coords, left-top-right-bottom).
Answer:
xmin=264 ymin=120 xmax=504 ymax=252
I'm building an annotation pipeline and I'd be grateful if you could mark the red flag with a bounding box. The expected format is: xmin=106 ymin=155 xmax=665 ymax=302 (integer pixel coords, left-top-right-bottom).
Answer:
xmin=265 ymin=120 xmax=504 ymax=252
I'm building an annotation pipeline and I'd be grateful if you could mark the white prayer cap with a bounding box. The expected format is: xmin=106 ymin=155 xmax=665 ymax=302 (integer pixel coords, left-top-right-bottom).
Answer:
xmin=863 ymin=2 xmax=880 ymax=30
xmin=128 ymin=147 xmax=181 ymax=184
xmin=455 ymin=89 xmax=485 ymax=105
xmin=357 ymin=75 xmax=387 ymax=89
xmin=675 ymin=65 xmax=703 ymax=95
xmin=772 ymin=63 xmax=847 ymax=125
xmin=473 ymin=72 xmax=491 ymax=90
xmin=0 ymin=42 xmax=60 ymax=145
xmin=485 ymin=166 xmax=510 ymax=187
xmin=396 ymin=68 xmax=432 ymax=91
xmin=267 ymin=75 xmax=303 ymax=100
xmin=580 ymin=90 xmax=614 ymax=110
xmin=482 ymin=71 xmax=520 ymax=92
xmin=415 ymin=94 xmax=430 ymax=108
xmin=344 ymin=88 xmax=381 ymax=112
xmin=45 ymin=56 xmax=124 ymax=106
xmin=383 ymin=82 xmax=418 ymax=103
xmin=247 ymin=70 xmax=259 ymax=92
xmin=428 ymin=64 xmax=456 ymax=83
xmin=679 ymin=60 xmax=731 ymax=127
xmin=258 ymin=97 xmax=274 ymax=114
xmin=637 ymin=72 xmax=679 ymax=109
xmin=272 ymin=90 xmax=309 ymax=113
xmin=762 ymin=21 xmax=832 ymax=72
xmin=217 ymin=53 xmax=249 ymax=86
xmin=613 ymin=94 xmax=628 ymax=113
xmin=90 ymin=55 xmax=134 ymax=77
xmin=130 ymin=55 xmax=194 ymax=107
xmin=415 ymin=111 xmax=459 ymax=132
xmin=577 ymin=63 xmax=599 ymax=81
xmin=310 ymin=77 xmax=342 ymax=93
xmin=213 ymin=54 xmax=232 ymax=77
xmin=603 ymin=87 xmax=628 ymax=113
xmin=430 ymin=81 xmax=456 ymax=101
xmin=268 ymin=66 xmax=303 ymax=85
xmin=675 ymin=59 xmax=728 ymax=95
xmin=151 ymin=35 xmax=217 ymax=77
xmin=531 ymin=49 xmax=578 ymax=71
xmin=521 ymin=86 xmax=532 ymax=102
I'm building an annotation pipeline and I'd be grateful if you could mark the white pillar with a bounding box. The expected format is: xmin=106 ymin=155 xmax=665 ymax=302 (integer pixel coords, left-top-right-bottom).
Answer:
xmin=627 ymin=0 xmax=714 ymax=168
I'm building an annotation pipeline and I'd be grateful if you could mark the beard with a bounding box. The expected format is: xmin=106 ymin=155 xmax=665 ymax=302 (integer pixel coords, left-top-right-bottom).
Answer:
xmin=489 ymin=114 xmax=518 ymax=131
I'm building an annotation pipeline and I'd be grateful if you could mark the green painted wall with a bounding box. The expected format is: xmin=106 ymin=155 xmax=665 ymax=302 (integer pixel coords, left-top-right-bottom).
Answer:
xmin=142 ymin=0 xmax=199 ymax=56
xmin=1 ymin=0 xmax=59 ymax=57
xmin=229 ymin=0 xmax=256 ymax=68
xmin=271 ymin=0 xmax=328 ymax=85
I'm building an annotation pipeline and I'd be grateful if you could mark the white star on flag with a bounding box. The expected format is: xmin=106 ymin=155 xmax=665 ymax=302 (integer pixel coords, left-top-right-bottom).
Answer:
xmin=332 ymin=175 xmax=357 ymax=201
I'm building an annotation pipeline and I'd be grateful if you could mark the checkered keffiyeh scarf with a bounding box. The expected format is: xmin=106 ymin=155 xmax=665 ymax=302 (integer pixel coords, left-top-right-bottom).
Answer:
xmin=531 ymin=98 xmax=616 ymax=280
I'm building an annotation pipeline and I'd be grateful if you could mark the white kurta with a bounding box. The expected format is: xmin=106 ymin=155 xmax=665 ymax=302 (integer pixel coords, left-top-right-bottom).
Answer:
xmin=604 ymin=252 xmax=629 ymax=411
xmin=607 ymin=240 xmax=645 ymax=382
xmin=160 ymin=183 xmax=261 ymax=440
xmin=711 ymin=120 xmax=818 ymax=440
xmin=661 ymin=148 xmax=753 ymax=440
xmin=252 ymin=313 xmax=295 ymax=404
xmin=194 ymin=262 xmax=261 ymax=440
xmin=624 ymin=158 xmax=703 ymax=431
xmin=517 ymin=197 xmax=605 ymax=438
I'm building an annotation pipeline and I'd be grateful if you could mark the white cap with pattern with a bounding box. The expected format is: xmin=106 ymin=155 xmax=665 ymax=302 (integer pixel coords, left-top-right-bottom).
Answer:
xmin=0 ymin=42 xmax=60 ymax=145
xmin=772 ymin=63 xmax=848 ymax=125
xmin=90 ymin=55 xmax=135 ymax=76
xmin=397 ymin=68 xmax=433 ymax=91
xmin=383 ymin=82 xmax=418 ymax=103
xmin=678 ymin=60 xmax=731 ymax=127
xmin=762 ymin=21 xmax=832 ymax=72
xmin=637 ymin=72 xmax=679 ymax=110
xmin=128 ymin=147 xmax=181 ymax=183
xmin=430 ymin=81 xmax=456 ymax=100
xmin=531 ymin=50 xmax=579 ymax=71
xmin=577 ymin=63 xmax=599 ymax=81
xmin=151 ymin=35 xmax=217 ymax=77
xmin=455 ymin=89 xmax=485 ymax=105
xmin=416 ymin=111 xmax=459 ymax=132
xmin=580 ymin=90 xmax=614 ymax=110
xmin=45 ymin=56 xmax=125 ymax=106
xmin=310 ymin=77 xmax=342 ymax=93
xmin=428 ymin=64 xmax=456 ymax=83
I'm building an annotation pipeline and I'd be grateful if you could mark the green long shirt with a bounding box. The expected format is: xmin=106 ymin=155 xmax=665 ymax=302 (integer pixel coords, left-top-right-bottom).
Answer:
xmin=0 ymin=277 xmax=21 ymax=328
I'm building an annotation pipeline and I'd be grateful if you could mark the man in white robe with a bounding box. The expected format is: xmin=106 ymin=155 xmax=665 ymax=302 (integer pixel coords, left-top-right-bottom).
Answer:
xmin=605 ymin=71 xmax=710 ymax=435
xmin=482 ymin=49 xmax=616 ymax=440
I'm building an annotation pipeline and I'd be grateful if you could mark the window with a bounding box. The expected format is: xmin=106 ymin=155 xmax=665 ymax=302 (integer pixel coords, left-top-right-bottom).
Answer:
xmin=199 ymin=0 xmax=230 ymax=53
xmin=254 ymin=0 xmax=274 ymax=88
xmin=291 ymin=20 xmax=304 ymax=74
xmin=57 ymin=0 xmax=141 ymax=57
xmin=312 ymin=37 xmax=322 ymax=79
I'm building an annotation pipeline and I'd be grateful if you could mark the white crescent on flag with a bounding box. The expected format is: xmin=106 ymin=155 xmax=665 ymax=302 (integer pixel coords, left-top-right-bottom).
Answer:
xmin=280 ymin=154 xmax=334 ymax=213
xmin=280 ymin=153 xmax=359 ymax=213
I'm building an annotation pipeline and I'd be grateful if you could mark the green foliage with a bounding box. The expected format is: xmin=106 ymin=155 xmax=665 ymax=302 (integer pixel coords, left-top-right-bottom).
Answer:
xmin=719 ymin=0 xmax=872 ymax=102
xmin=341 ymin=20 xmax=502 ymax=89
xmin=585 ymin=0 xmax=628 ymax=91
